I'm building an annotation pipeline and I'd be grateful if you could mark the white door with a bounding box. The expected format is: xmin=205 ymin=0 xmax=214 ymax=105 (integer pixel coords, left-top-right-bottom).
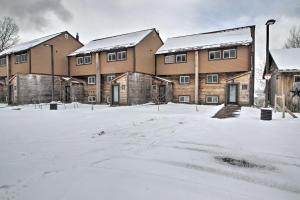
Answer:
xmin=229 ymin=84 xmax=237 ymax=103
xmin=113 ymin=85 xmax=119 ymax=104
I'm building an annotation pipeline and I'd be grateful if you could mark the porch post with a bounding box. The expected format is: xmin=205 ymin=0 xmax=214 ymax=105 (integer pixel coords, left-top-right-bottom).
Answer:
xmin=96 ymin=52 xmax=101 ymax=103
xmin=194 ymin=51 xmax=199 ymax=104
xmin=6 ymin=55 xmax=9 ymax=104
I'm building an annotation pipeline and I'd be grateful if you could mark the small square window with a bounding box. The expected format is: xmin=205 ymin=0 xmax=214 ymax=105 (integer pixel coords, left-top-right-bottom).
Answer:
xmin=242 ymin=84 xmax=248 ymax=90
xmin=152 ymin=85 xmax=157 ymax=91
xmin=16 ymin=53 xmax=27 ymax=64
xmin=88 ymin=76 xmax=96 ymax=84
xmin=84 ymin=55 xmax=91 ymax=64
xmin=165 ymin=55 xmax=175 ymax=64
xmin=294 ymin=75 xmax=300 ymax=83
xmin=107 ymin=75 xmax=116 ymax=82
xmin=117 ymin=51 xmax=127 ymax=61
xmin=209 ymin=50 xmax=221 ymax=60
xmin=121 ymin=85 xmax=126 ymax=90
xmin=88 ymin=96 xmax=96 ymax=102
xmin=76 ymin=57 xmax=84 ymax=65
xmin=0 ymin=57 xmax=6 ymax=66
xmin=107 ymin=52 xmax=116 ymax=61
xmin=176 ymin=54 xmax=187 ymax=63
xmin=223 ymin=49 xmax=236 ymax=59
xmin=207 ymin=74 xmax=218 ymax=83
xmin=179 ymin=76 xmax=190 ymax=84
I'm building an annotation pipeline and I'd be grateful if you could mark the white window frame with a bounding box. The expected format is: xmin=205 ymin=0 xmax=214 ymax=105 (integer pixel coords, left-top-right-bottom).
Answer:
xmin=117 ymin=51 xmax=127 ymax=61
xmin=16 ymin=53 xmax=27 ymax=64
xmin=223 ymin=49 xmax=236 ymax=59
xmin=107 ymin=52 xmax=116 ymax=61
xmin=0 ymin=57 xmax=6 ymax=66
xmin=152 ymin=85 xmax=157 ymax=91
xmin=88 ymin=96 xmax=96 ymax=103
xmin=179 ymin=76 xmax=190 ymax=84
xmin=207 ymin=74 xmax=218 ymax=84
xmin=206 ymin=96 xmax=219 ymax=104
xmin=164 ymin=55 xmax=175 ymax=64
xmin=209 ymin=50 xmax=221 ymax=60
xmin=76 ymin=57 xmax=84 ymax=65
xmin=84 ymin=55 xmax=92 ymax=64
xmin=294 ymin=75 xmax=300 ymax=83
xmin=179 ymin=95 xmax=190 ymax=103
xmin=107 ymin=75 xmax=116 ymax=82
xmin=88 ymin=76 xmax=96 ymax=85
xmin=176 ymin=54 xmax=187 ymax=63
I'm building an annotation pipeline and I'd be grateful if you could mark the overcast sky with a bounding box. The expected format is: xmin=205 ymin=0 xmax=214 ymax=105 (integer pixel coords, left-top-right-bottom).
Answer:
xmin=1 ymin=0 xmax=300 ymax=87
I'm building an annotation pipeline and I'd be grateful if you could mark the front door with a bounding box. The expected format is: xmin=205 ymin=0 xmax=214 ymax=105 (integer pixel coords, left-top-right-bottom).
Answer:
xmin=159 ymin=85 xmax=166 ymax=103
xmin=112 ymin=85 xmax=119 ymax=105
xmin=228 ymin=84 xmax=238 ymax=104
xmin=65 ymin=86 xmax=70 ymax=103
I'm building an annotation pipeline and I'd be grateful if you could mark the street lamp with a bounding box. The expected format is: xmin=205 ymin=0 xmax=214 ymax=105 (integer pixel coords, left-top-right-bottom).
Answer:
xmin=264 ymin=19 xmax=276 ymax=107
xmin=44 ymin=44 xmax=57 ymax=110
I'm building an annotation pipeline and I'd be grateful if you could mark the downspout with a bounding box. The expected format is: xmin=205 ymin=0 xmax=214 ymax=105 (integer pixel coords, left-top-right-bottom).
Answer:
xmin=29 ymin=50 xmax=32 ymax=74
xmin=95 ymin=52 xmax=101 ymax=103
xmin=6 ymin=55 xmax=10 ymax=104
xmin=133 ymin=47 xmax=136 ymax=72
xmin=194 ymin=51 xmax=199 ymax=104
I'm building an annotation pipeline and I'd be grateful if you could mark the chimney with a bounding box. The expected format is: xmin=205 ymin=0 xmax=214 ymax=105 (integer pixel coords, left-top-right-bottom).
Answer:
xmin=76 ymin=33 xmax=79 ymax=41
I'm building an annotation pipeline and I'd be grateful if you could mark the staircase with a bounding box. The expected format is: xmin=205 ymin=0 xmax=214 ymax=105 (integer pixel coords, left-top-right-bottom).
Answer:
xmin=212 ymin=105 xmax=241 ymax=119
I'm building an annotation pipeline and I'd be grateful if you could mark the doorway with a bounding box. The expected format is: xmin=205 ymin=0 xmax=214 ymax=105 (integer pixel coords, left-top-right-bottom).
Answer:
xmin=227 ymin=84 xmax=238 ymax=104
xmin=159 ymin=85 xmax=166 ymax=103
xmin=112 ymin=84 xmax=120 ymax=105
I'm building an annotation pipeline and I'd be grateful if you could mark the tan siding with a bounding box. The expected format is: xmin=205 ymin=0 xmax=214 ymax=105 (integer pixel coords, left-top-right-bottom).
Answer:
xmin=115 ymin=75 xmax=128 ymax=105
xmin=70 ymin=54 xmax=97 ymax=76
xmin=156 ymin=52 xmax=195 ymax=75
xmin=199 ymin=46 xmax=250 ymax=73
xmin=31 ymin=33 xmax=82 ymax=76
xmin=0 ymin=66 xmax=7 ymax=77
xmin=10 ymin=53 xmax=30 ymax=75
xmin=135 ymin=30 xmax=163 ymax=74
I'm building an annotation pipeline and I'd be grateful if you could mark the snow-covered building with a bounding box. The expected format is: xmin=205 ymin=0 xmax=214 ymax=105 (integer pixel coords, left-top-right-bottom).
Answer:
xmin=264 ymin=47 xmax=300 ymax=112
xmin=155 ymin=26 xmax=255 ymax=106
xmin=68 ymin=28 xmax=164 ymax=105
xmin=0 ymin=31 xmax=83 ymax=104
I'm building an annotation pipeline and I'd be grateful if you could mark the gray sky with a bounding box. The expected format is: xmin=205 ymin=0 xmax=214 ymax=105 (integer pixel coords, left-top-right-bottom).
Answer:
xmin=1 ymin=0 xmax=300 ymax=88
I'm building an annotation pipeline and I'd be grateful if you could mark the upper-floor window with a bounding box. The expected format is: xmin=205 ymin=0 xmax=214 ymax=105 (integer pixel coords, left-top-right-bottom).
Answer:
xmin=209 ymin=50 xmax=221 ymax=60
xmin=165 ymin=55 xmax=175 ymax=64
xmin=179 ymin=75 xmax=190 ymax=84
xmin=0 ymin=57 xmax=6 ymax=66
xmin=164 ymin=53 xmax=187 ymax=64
xmin=88 ymin=76 xmax=96 ymax=84
xmin=223 ymin=49 xmax=236 ymax=59
xmin=107 ymin=75 xmax=116 ymax=82
xmin=77 ymin=55 xmax=91 ymax=65
xmin=207 ymin=74 xmax=219 ymax=84
xmin=294 ymin=75 xmax=300 ymax=83
xmin=176 ymin=54 xmax=187 ymax=63
xmin=117 ymin=51 xmax=127 ymax=61
xmin=15 ymin=53 xmax=27 ymax=64
xmin=107 ymin=50 xmax=127 ymax=62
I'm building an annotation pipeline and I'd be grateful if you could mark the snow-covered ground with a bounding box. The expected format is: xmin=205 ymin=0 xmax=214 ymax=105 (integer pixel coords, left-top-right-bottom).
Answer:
xmin=0 ymin=103 xmax=299 ymax=200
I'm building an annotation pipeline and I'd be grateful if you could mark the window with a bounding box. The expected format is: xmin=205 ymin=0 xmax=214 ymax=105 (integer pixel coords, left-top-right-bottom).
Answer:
xmin=117 ymin=51 xmax=127 ymax=61
xmin=152 ymin=85 xmax=157 ymax=91
xmin=179 ymin=96 xmax=190 ymax=103
xmin=107 ymin=52 xmax=116 ymax=61
xmin=242 ymin=84 xmax=248 ymax=90
xmin=88 ymin=76 xmax=96 ymax=84
xmin=179 ymin=76 xmax=190 ymax=84
xmin=88 ymin=96 xmax=96 ymax=102
xmin=223 ymin=49 xmax=236 ymax=59
xmin=0 ymin=57 xmax=6 ymax=66
xmin=165 ymin=55 xmax=175 ymax=64
xmin=121 ymin=85 xmax=126 ymax=90
xmin=207 ymin=74 xmax=218 ymax=84
xmin=206 ymin=96 xmax=219 ymax=104
xmin=107 ymin=75 xmax=116 ymax=82
xmin=294 ymin=75 xmax=300 ymax=83
xmin=176 ymin=54 xmax=187 ymax=63
xmin=76 ymin=57 xmax=84 ymax=65
xmin=84 ymin=55 xmax=92 ymax=64
xmin=64 ymin=33 xmax=69 ymax=39
xmin=209 ymin=50 xmax=221 ymax=60
xmin=16 ymin=53 xmax=27 ymax=64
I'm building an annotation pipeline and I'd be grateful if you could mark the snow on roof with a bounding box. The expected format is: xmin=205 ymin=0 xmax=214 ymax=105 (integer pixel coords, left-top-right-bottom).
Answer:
xmin=154 ymin=76 xmax=172 ymax=83
xmin=0 ymin=32 xmax=63 ymax=56
xmin=270 ymin=48 xmax=300 ymax=72
xmin=69 ymin=29 xmax=154 ymax=56
xmin=156 ymin=26 xmax=253 ymax=54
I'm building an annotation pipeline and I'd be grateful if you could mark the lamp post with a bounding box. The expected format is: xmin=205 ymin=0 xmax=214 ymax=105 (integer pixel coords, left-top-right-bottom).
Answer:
xmin=44 ymin=44 xmax=57 ymax=110
xmin=264 ymin=19 xmax=276 ymax=107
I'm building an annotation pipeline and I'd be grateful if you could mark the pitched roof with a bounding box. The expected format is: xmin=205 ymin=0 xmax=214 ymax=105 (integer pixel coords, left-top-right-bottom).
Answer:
xmin=69 ymin=29 xmax=154 ymax=56
xmin=156 ymin=26 xmax=253 ymax=54
xmin=0 ymin=31 xmax=65 ymax=56
xmin=270 ymin=48 xmax=300 ymax=72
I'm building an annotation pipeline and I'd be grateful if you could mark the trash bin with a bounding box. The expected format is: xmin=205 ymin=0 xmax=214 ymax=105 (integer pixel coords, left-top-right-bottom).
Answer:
xmin=260 ymin=108 xmax=272 ymax=120
xmin=50 ymin=102 xmax=57 ymax=110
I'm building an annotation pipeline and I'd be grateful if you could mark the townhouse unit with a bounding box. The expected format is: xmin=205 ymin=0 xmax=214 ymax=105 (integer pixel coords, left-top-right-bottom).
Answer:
xmin=0 ymin=31 xmax=83 ymax=104
xmin=68 ymin=28 xmax=164 ymax=104
xmin=155 ymin=26 xmax=255 ymax=106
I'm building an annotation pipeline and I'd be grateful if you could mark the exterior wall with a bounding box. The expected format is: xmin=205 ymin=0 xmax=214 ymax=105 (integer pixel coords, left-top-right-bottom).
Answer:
xmin=156 ymin=52 xmax=195 ymax=75
xmin=10 ymin=53 xmax=30 ymax=75
xmin=135 ymin=30 xmax=163 ymax=75
xmin=198 ymin=46 xmax=250 ymax=73
xmin=127 ymin=73 xmax=152 ymax=105
xmin=31 ymin=33 xmax=82 ymax=76
xmin=0 ymin=64 xmax=6 ymax=77
xmin=70 ymin=54 xmax=97 ymax=76
xmin=113 ymin=75 xmax=128 ymax=105
xmin=226 ymin=73 xmax=251 ymax=106
xmin=0 ymin=83 xmax=6 ymax=102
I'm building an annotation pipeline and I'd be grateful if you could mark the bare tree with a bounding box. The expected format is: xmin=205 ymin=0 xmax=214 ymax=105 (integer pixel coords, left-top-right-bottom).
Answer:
xmin=284 ymin=26 xmax=300 ymax=48
xmin=0 ymin=17 xmax=19 ymax=52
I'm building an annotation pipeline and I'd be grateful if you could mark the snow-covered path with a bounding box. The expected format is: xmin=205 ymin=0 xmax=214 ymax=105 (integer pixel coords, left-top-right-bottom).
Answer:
xmin=0 ymin=103 xmax=299 ymax=200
